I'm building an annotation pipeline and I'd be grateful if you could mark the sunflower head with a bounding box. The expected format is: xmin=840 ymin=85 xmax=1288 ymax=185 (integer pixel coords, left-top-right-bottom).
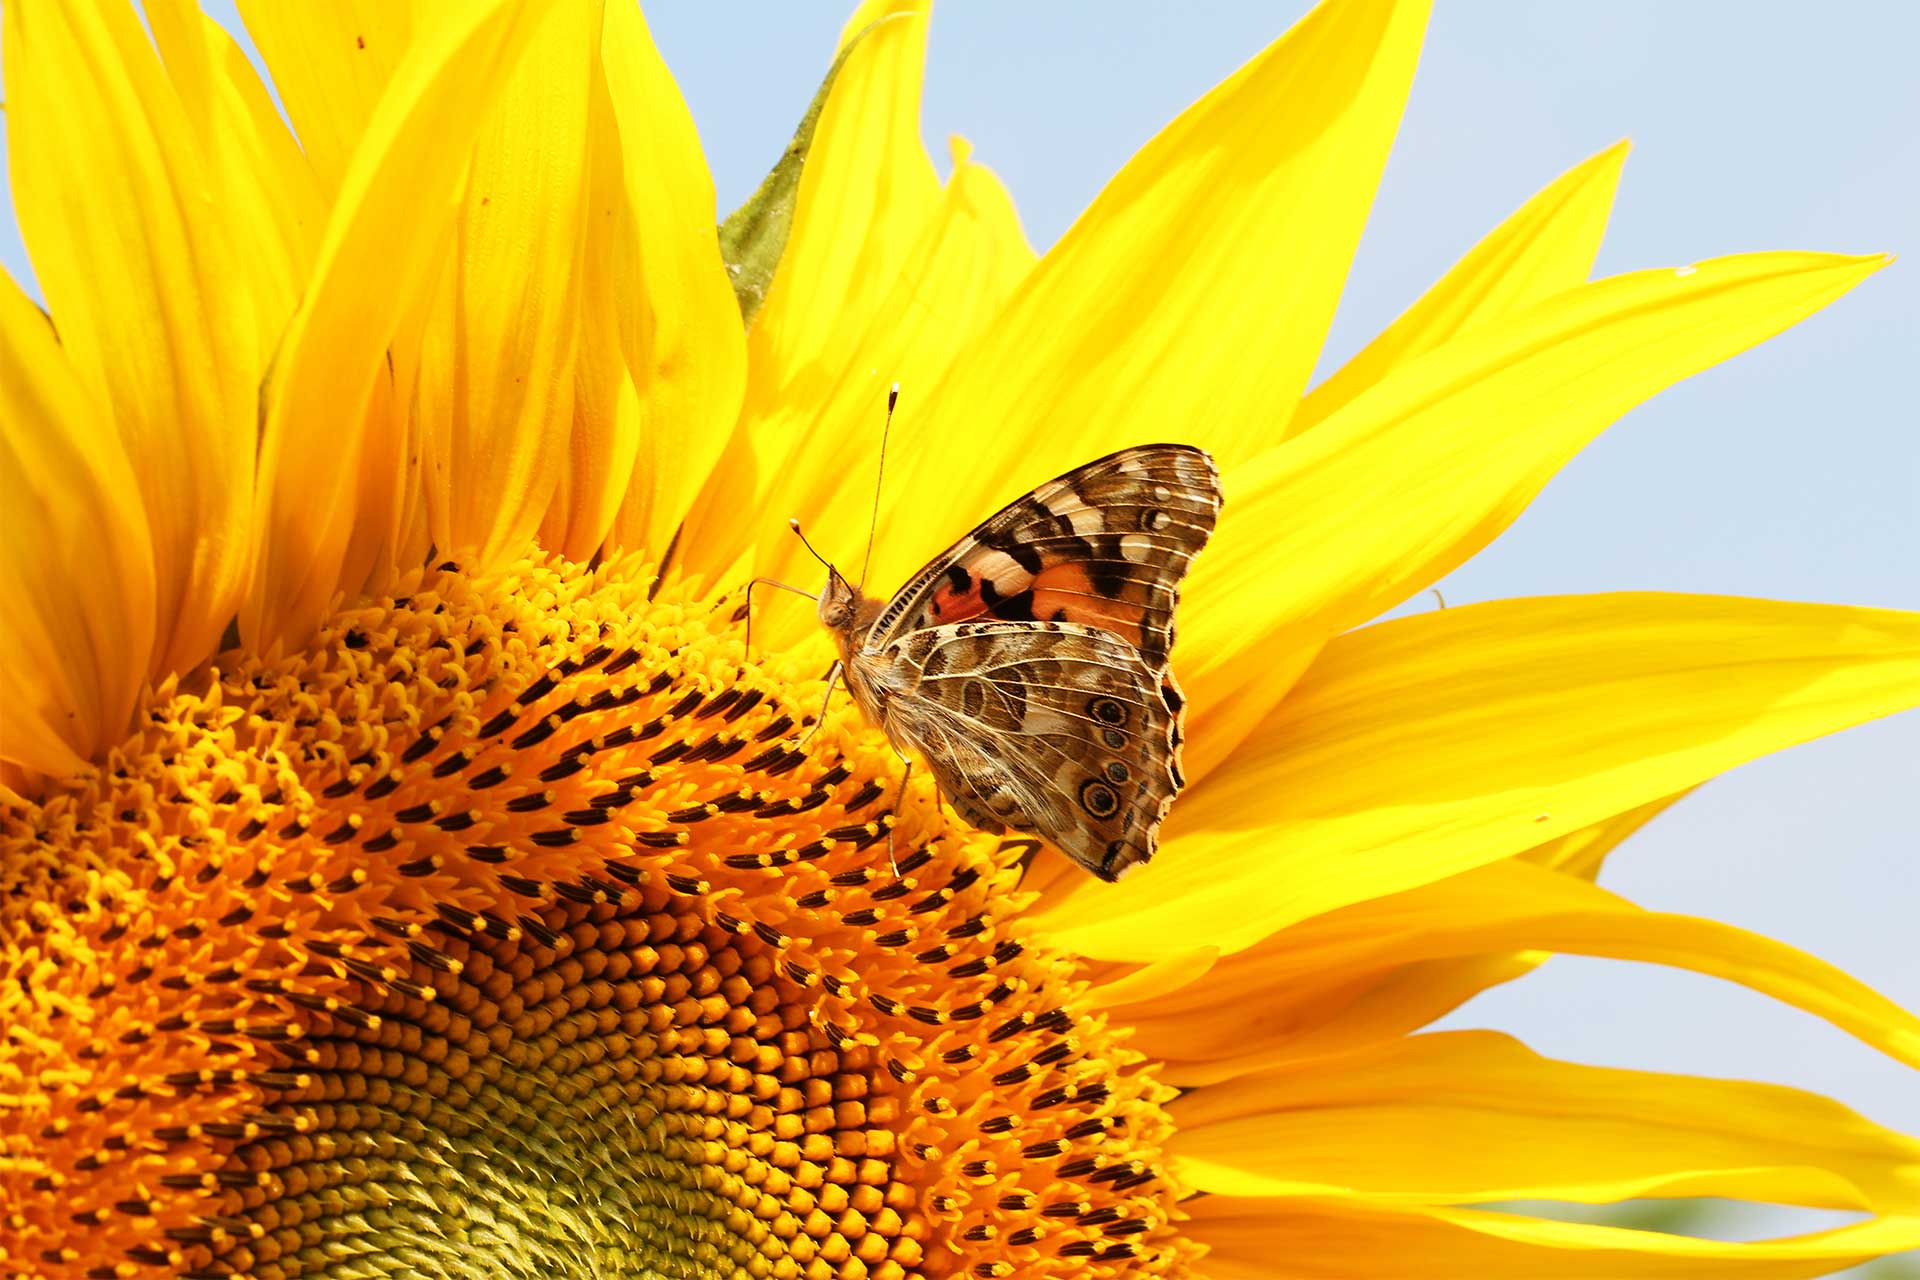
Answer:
xmin=3 ymin=556 xmax=1195 ymax=1277
xmin=4 ymin=0 xmax=1918 ymax=1278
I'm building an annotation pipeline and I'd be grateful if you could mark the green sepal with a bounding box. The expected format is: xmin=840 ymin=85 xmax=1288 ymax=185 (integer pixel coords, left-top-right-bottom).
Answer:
xmin=717 ymin=17 xmax=896 ymax=327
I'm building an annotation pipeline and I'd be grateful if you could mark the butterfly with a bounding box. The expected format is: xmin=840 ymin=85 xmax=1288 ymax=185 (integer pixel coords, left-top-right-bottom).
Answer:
xmin=770 ymin=418 xmax=1221 ymax=882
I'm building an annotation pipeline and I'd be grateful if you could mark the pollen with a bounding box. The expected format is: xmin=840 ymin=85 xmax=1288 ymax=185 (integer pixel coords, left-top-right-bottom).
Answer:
xmin=1 ymin=556 xmax=1191 ymax=1278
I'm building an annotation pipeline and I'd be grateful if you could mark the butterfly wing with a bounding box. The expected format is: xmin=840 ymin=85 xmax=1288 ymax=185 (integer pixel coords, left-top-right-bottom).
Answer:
xmin=880 ymin=621 xmax=1188 ymax=881
xmin=861 ymin=444 xmax=1220 ymax=673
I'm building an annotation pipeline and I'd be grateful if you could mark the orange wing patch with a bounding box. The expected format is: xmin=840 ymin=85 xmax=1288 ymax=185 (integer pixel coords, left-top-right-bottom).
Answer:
xmin=928 ymin=577 xmax=989 ymax=623
xmin=926 ymin=559 xmax=1149 ymax=647
xmin=1029 ymin=563 xmax=1145 ymax=647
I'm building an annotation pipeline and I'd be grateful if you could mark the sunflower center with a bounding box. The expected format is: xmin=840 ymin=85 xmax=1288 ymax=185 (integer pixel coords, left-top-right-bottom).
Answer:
xmin=1 ymin=556 xmax=1191 ymax=1278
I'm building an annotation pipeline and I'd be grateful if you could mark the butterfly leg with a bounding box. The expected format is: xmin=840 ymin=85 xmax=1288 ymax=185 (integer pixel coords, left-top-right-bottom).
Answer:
xmin=884 ymin=748 xmax=912 ymax=879
xmin=793 ymin=660 xmax=843 ymax=750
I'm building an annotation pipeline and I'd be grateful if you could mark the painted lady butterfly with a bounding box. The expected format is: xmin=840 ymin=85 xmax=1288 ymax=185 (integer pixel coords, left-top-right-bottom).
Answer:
xmin=773 ymin=404 xmax=1221 ymax=881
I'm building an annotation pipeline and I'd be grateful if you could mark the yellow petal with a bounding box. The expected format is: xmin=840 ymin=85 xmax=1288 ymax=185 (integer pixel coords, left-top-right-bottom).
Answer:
xmin=0 ymin=284 xmax=155 ymax=776
xmin=700 ymin=141 xmax=1037 ymax=634
xmin=1097 ymin=803 xmax=1678 ymax=1076
xmin=591 ymin=0 xmax=749 ymax=563
xmin=539 ymin=60 xmax=642 ymax=564
xmin=147 ymin=0 xmax=325 ymax=344
xmin=348 ymin=205 xmax=454 ymax=603
xmin=332 ymin=361 xmax=410 ymax=601
xmin=1122 ymin=858 xmax=1920 ymax=1085
xmin=1182 ymin=251 xmax=1889 ymax=776
xmin=5 ymin=0 xmax=256 ymax=678
xmin=672 ymin=0 xmax=944 ymax=594
xmin=1188 ymin=1196 xmax=1920 ymax=1280
xmin=1170 ymin=1031 xmax=1920 ymax=1211
xmin=1035 ymin=593 xmax=1920 ymax=960
xmin=1253 ymin=793 xmax=1688 ymax=1055
xmin=245 ymin=0 xmax=561 ymax=648
xmin=739 ymin=0 xmax=939 ymax=422
xmin=1083 ymin=946 xmax=1221 ymax=1010
xmin=144 ymin=0 xmax=328 ymax=603
xmin=423 ymin=2 xmax=597 ymax=566
xmin=1295 ymin=138 xmax=1628 ymax=433
xmin=1528 ymin=791 xmax=1688 ymax=881
xmin=234 ymin=0 xmax=414 ymax=196
xmin=853 ymin=0 xmax=1429 ymax=601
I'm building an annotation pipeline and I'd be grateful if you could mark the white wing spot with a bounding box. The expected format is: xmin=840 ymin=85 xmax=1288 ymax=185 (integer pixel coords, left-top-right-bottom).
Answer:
xmin=1023 ymin=708 xmax=1078 ymax=738
xmin=1045 ymin=494 xmax=1103 ymax=536
xmin=970 ymin=549 xmax=1031 ymax=593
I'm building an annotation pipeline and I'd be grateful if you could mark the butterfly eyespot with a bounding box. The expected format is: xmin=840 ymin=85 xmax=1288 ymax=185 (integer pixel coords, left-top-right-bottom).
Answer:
xmin=1101 ymin=728 xmax=1126 ymax=749
xmin=1138 ymin=508 xmax=1169 ymax=532
xmin=1079 ymin=780 xmax=1121 ymax=819
xmin=1088 ymin=697 xmax=1129 ymax=727
xmin=1105 ymin=762 xmax=1130 ymax=784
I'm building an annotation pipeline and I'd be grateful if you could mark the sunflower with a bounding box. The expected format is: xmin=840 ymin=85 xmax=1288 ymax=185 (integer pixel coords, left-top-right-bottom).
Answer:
xmin=3 ymin=1 xmax=1916 ymax=1277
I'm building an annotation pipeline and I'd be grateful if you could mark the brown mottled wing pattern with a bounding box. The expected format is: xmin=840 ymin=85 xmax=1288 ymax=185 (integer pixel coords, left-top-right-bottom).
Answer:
xmin=878 ymin=621 xmax=1184 ymax=881
xmin=862 ymin=444 xmax=1220 ymax=673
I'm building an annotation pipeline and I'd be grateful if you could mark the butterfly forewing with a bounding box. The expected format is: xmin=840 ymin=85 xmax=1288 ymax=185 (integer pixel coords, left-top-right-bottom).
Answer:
xmin=881 ymin=622 xmax=1180 ymax=881
xmin=864 ymin=444 xmax=1220 ymax=673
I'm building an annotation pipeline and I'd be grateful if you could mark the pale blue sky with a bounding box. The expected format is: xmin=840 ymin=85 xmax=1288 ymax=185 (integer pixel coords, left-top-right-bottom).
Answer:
xmin=4 ymin=0 xmax=1915 ymax=1250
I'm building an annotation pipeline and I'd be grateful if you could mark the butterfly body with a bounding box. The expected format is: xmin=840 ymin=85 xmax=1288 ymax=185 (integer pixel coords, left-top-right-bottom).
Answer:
xmin=812 ymin=444 xmax=1220 ymax=881
xmin=814 ymin=568 xmax=902 ymax=727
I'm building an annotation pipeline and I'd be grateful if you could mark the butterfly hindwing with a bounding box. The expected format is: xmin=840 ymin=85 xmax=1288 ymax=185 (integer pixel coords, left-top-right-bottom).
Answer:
xmin=863 ymin=444 xmax=1220 ymax=673
xmin=878 ymin=621 xmax=1185 ymax=881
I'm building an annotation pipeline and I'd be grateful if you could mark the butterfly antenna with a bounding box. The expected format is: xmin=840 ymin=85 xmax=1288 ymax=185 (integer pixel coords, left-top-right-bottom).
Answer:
xmin=856 ymin=382 xmax=899 ymax=593
xmin=788 ymin=517 xmax=835 ymax=572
